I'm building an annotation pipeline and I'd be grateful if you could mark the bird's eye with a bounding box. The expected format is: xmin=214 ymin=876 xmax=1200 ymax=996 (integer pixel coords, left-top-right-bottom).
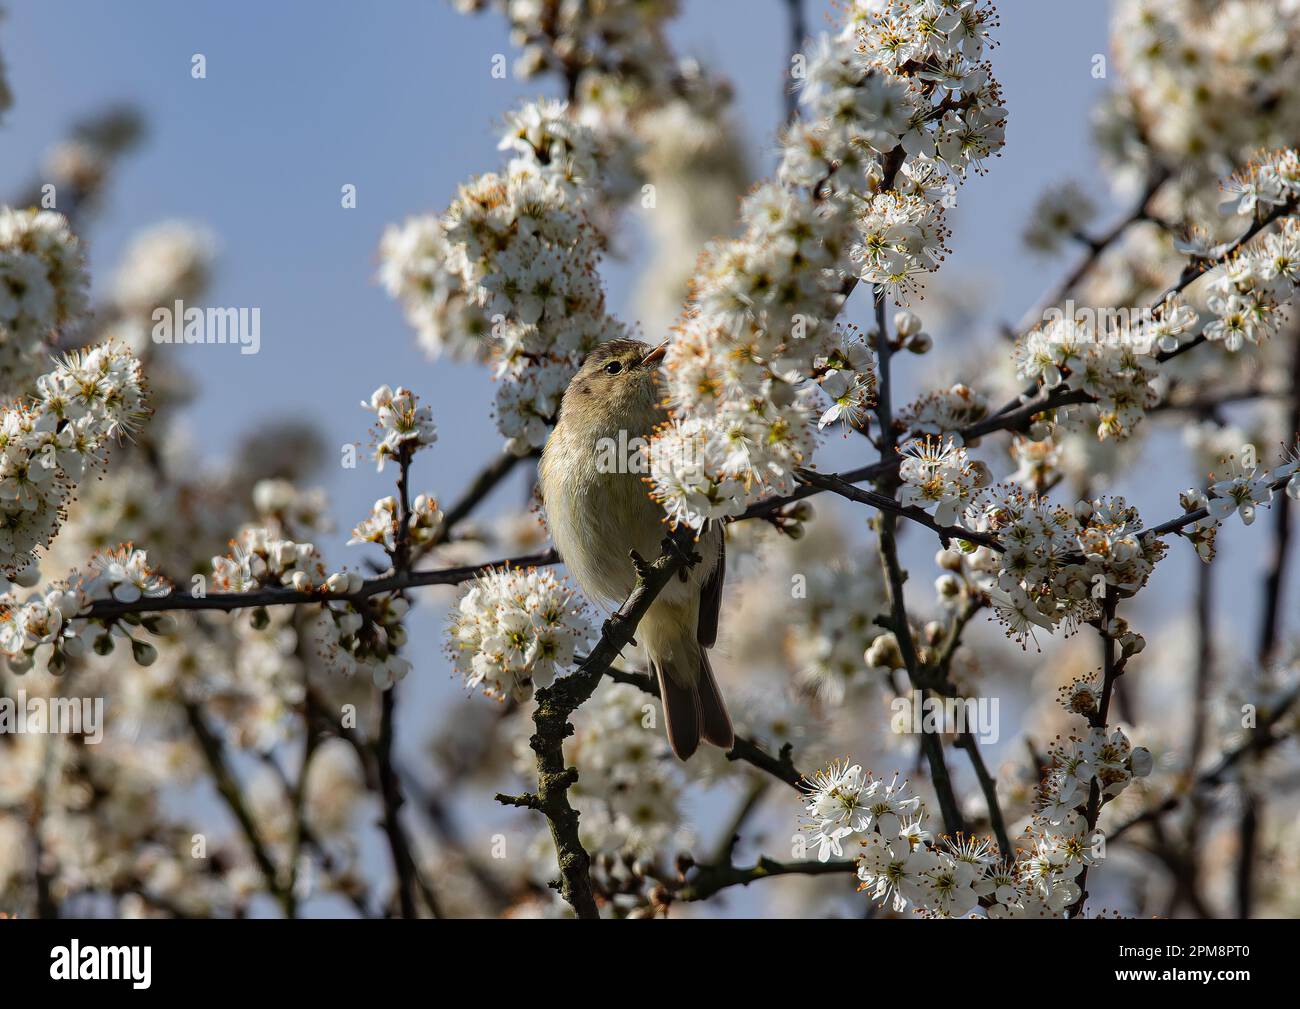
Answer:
xmin=604 ymin=360 xmax=623 ymax=375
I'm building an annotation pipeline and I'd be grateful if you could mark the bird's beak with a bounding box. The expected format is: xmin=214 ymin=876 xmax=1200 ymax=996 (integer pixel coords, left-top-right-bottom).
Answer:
xmin=641 ymin=342 xmax=668 ymax=367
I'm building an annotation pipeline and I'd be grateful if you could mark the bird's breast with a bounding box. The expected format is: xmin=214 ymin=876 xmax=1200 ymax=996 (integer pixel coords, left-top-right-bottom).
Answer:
xmin=540 ymin=423 xmax=669 ymax=608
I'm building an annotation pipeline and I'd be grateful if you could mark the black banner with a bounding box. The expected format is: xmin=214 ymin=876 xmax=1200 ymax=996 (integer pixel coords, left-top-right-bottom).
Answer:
xmin=0 ymin=918 xmax=1286 ymax=994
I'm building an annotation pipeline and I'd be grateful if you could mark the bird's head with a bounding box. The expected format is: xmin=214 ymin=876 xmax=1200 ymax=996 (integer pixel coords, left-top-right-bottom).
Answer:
xmin=555 ymin=338 xmax=668 ymax=437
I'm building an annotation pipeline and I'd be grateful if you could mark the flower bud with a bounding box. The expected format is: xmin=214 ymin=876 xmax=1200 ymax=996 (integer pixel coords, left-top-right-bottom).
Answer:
xmin=935 ymin=573 xmax=962 ymax=600
xmin=865 ymin=633 xmax=903 ymax=670
xmin=894 ymin=311 xmax=923 ymax=337
xmin=936 ymin=548 xmax=963 ymax=571
xmin=144 ymin=613 xmax=178 ymax=636
xmin=906 ymin=331 xmax=932 ymax=354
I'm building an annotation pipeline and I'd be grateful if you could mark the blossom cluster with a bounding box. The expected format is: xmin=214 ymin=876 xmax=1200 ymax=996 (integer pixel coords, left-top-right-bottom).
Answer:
xmin=452 ymin=0 xmax=723 ymax=226
xmin=562 ymin=681 xmax=687 ymax=866
xmin=211 ymin=526 xmax=327 ymax=594
xmin=804 ymin=702 xmax=1153 ymax=918
xmin=896 ymin=380 xmax=987 ymax=441
xmin=0 ymin=207 xmax=89 ymax=387
xmin=377 ymin=217 xmax=491 ymax=362
xmin=1104 ymin=0 xmax=1300 ymax=196
xmin=815 ymin=329 xmax=879 ymax=430
xmin=448 ymin=565 xmax=594 ymax=701
xmin=1177 ymin=447 xmax=1300 ymax=561
xmin=0 ymin=341 xmax=147 ymax=579
xmin=311 ymin=591 xmax=412 ymax=689
xmin=111 ymin=220 xmax=216 ymax=321
xmin=912 ymin=471 xmax=1168 ymax=644
xmin=1013 ymin=315 xmax=1163 ymax=442
xmin=985 ymin=494 xmax=1164 ymax=643
xmin=453 ymin=0 xmax=676 ymax=100
xmin=348 ymin=493 xmax=443 ymax=553
xmin=1013 ymin=151 xmax=1300 ymax=446
xmin=897 ymin=435 xmax=991 ymax=525
xmin=362 ymin=384 xmax=438 ymax=470
xmin=646 ymin=0 xmax=1007 ymax=529
xmin=380 ymin=101 xmax=630 ymax=455
xmin=1201 ymin=177 xmax=1300 ymax=356
xmin=0 ymin=545 xmax=173 ymax=673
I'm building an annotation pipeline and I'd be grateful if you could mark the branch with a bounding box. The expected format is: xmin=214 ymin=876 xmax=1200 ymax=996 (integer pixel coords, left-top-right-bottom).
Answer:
xmin=1257 ymin=335 xmax=1300 ymax=664
xmin=1140 ymin=471 xmax=1296 ymax=542
xmin=932 ymin=598 xmax=1014 ymax=857
xmin=870 ymin=289 xmax=966 ymax=839
xmin=497 ymin=527 xmax=703 ymax=918
xmin=991 ymin=197 xmax=1298 ymax=420
xmin=673 ymin=855 xmax=856 ymax=903
xmin=81 ymin=548 xmax=560 ymax=620
xmin=796 ymin=467 xmax=1002 ymax=551
xmin=709 ymin=778 xmax=771 ymax=866
xmin=1068 ymin=595 xmax=1124 ymax=918
xmin=184 ymin=702 xmax=291 ymax=916
xmin=376 ymin=686 xmax=440 ymax=918
xmin=783 ymin=0 xmax=806 ymax=123
xmin=1109 ymin=685 xmax=1300 ymax=846
xmin=1015 ymin=166 xmax=1169 ymax=334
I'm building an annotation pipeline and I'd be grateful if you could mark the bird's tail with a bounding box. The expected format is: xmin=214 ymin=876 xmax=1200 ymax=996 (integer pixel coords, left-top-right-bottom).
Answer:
xmin=641 ymin=604 xmax=733 ymax=760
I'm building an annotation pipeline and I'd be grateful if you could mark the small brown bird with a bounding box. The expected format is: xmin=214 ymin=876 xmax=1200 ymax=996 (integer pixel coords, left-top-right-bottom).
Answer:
xmin=538 ymin=338 xmax=733 ymax=760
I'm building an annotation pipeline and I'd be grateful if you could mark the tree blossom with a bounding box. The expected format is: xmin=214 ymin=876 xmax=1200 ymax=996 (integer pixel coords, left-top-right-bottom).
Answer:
xmin=897 ymin=436 xmax=991 ymax=526
xmin=0 ymin=206 xmax=89 ymax=386
xmin=0 ymin=341 xmax=147 ymax=577
xmin=647 ymin=0 xmax=1008 ymax=529
xmin=447 ymin=566 xmax=594 ymax=701
xmin=363 ymin=385 xmax=437 ymax=470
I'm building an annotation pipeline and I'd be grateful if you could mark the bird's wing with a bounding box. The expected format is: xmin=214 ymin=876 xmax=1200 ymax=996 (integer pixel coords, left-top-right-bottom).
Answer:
xmin=696 ymin=527 xmax=725 ymax=648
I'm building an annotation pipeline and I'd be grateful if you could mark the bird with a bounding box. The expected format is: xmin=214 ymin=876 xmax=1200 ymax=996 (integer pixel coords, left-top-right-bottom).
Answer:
xmin=538 ymin=337 xmax=733 ymax=760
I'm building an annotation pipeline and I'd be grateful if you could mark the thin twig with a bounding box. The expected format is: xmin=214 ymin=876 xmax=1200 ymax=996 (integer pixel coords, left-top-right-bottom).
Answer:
xmin=184 ymin=702 xmax=291 ymax=916
xmin=870 ymin=287 xmax=966 ymax=839
xmin=1015 ymin=166 xmax=1169 ymax=334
